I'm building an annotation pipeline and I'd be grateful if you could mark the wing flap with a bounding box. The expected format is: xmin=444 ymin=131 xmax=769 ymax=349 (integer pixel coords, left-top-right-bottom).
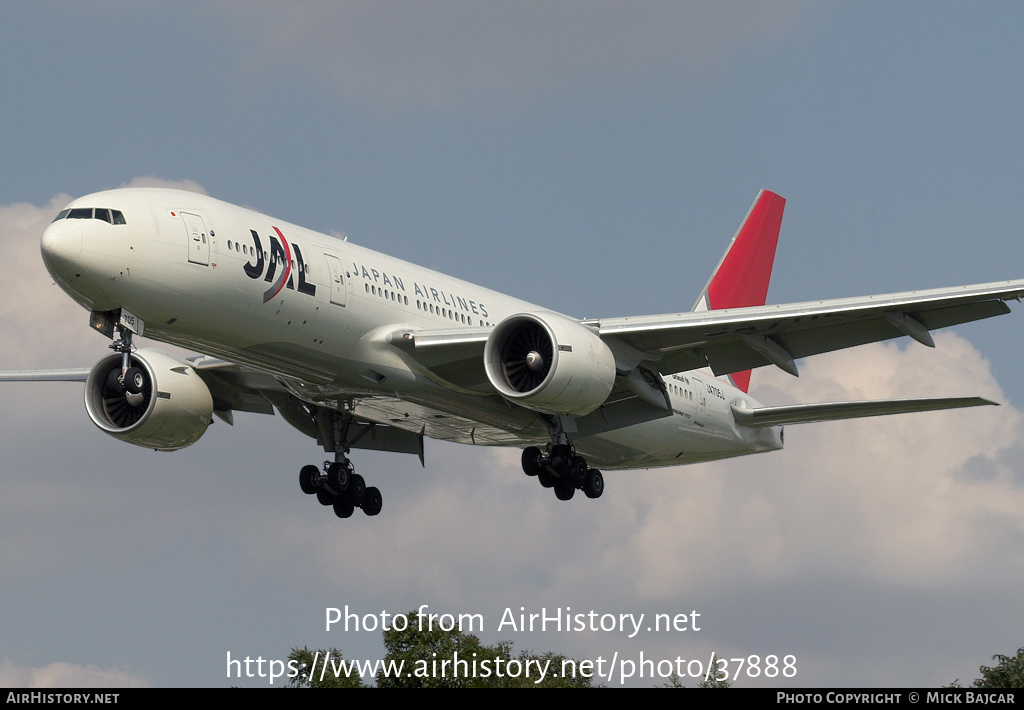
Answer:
xmin=732 ymin=396 xmax=996 ymax=428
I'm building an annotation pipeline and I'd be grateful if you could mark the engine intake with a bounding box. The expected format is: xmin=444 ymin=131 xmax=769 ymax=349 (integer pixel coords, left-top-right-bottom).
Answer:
xmin=484 ymin=312 xmax=616 ymax=416
xmin=84 ymin=348 xmax=214 ymax=451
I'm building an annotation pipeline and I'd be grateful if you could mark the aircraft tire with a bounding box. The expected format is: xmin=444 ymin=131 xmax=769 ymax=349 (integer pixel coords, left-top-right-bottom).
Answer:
xmin=124 ymin=367 xmax=146 ymax=395
xmin=538 ymin=470 xmax=557 ymax=488
xmin=105 ymin=368 xmax=125 ymax=394
xmin=554 ymin=481 xmax=575 ymax=501
xmin=327 ymin=462 xmax=350 ymax=493
xmin=583 ymin=469 xmax=604 ymax=499
xmin=570 ymin=456 xmax=588 ymax=487
xmin=362 ymin=487 xmax=383 ymax=516
xmin=316 ymin=490 xmax=336 ymax=506
xmin=333 ymin=499 xmax=355 ymax=518
xmin=521 ymin=447 xmax=543 ymax=476
xmin=347 ymin=473 xmax=366 ymax=504
xmin=299 ymin=465 xmax=319 ymax=495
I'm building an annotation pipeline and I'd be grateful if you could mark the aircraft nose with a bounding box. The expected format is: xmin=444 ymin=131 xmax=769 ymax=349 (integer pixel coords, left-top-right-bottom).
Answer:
xmin=40 ymin=219 xmax=83 ymax=279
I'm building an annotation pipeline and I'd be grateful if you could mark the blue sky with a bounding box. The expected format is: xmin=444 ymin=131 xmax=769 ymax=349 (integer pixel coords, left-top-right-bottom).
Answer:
xmin=2 ymin=2 xmax=1024 ymax=687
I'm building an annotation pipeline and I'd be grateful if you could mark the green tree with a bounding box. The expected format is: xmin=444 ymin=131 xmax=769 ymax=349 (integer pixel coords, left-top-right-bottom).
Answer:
xmin=951 ymin=646 xmax=1024 ymax=688
xmin=287 ymin=646 xmax=365 ymax=688
xmin=697 ymin=655 xmax=731 ymax=688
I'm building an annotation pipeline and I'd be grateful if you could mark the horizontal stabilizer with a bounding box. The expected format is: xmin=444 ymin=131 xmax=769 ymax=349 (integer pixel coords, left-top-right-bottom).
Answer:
xmin=732 ymin=396 xmax=996 ymax=428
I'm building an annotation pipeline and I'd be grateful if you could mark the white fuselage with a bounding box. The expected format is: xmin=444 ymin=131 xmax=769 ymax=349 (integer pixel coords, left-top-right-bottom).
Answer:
xmin=40 ymin=188 xmax=782 ymax=469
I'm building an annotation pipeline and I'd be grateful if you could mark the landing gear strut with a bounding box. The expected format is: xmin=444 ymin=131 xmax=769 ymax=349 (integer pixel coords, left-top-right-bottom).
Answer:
xmin=102 ymin=321 xmax=149 ymax=410
xmin=297 ymin=410 xmax=383 ymax=518
xmin=521 ymin=442 xmax=604 ymax=502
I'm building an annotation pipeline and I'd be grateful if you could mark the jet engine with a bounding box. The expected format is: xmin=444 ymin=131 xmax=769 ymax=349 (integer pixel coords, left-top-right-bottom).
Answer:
xmin=84 ymin=348 xmax=214 ymax=451
xmin=483 ymin=312 xmax=616 ymax=416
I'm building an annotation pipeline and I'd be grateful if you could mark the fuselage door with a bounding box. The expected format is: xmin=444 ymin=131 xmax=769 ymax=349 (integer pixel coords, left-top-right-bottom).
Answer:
xmin=182 ymin=212 xmax=210 ymax=266
xmin=691 ymin=376 xmax=708 ymax=427
xmin=324 ymin=253 xmax=347 ymax=306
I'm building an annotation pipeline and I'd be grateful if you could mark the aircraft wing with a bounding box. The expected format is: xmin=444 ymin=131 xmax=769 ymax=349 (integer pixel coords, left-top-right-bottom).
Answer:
xmin=0 ymin=369 xmax=91 ymax=382
xmin=731 ymin=396 xmax=996 ymax=428
xmin=0 ymin=358 xmax=279 ymax=417
xmin=0 ymin=356 xmax=425 ymax=455
xmin=394 ymin=279 xmax=1024 ymax=387
xmin=593 ymin=279 xmax=1024 ymax=378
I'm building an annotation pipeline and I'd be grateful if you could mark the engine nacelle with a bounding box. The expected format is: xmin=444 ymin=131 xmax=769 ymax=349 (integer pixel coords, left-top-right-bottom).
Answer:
xmin=84 ymin=348 xmax=214 ymax=451
xmin=484 ymin=312 xmax=616 ymax=416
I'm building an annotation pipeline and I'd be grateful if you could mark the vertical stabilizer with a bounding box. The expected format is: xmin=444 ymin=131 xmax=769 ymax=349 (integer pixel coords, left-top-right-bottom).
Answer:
xmin=693 ymin=190 xmax=786 ymax=392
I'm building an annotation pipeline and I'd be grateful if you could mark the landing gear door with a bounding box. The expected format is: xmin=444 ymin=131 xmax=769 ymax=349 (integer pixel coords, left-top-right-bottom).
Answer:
xmin=324 ymin=253 xmax=347 ymax=306
xmin=182 ymin=212 xmax=210 ymax=266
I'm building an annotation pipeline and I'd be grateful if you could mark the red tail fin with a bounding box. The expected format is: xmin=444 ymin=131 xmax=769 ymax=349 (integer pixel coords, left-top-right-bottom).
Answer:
xmin=692 ymin=190 xmax=786 ymax=393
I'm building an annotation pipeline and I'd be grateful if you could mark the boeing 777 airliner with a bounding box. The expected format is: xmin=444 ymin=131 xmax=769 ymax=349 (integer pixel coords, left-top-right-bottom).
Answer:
xmin=3 ymin=188 xmax=1022 ymax=519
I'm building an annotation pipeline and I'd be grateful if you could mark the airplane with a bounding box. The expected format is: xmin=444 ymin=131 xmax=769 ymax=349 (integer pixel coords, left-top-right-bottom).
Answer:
xmin=3 ymin=187 xmax=1023 ymax=520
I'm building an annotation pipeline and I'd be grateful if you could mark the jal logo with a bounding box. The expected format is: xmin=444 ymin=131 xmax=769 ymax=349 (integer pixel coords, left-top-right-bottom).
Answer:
xmin=243 ymin=227 xmax=316 ymax=302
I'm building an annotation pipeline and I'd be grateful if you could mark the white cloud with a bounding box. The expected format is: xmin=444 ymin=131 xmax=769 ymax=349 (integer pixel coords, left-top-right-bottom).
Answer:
xmin=0 ymin=195 xmax=93 ymax=369
xmin=0 ymin=659 xmax=150 ymax=688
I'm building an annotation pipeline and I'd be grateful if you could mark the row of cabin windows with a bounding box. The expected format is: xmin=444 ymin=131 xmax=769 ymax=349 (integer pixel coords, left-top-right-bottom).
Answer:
xmin=224 ymin=239 xmax=309 ymax=275
xmin=669 ymin=383 xmax=693 ymax=401
xmin=364 ymin=282 xmax=409 ymax=306
xmin=359 ymin=281 xmax=492 ymax=326
xmin=416 ymin=297 xmax=490 ymax=327
xmin=53 ymin=208 xmax=126 ymax=224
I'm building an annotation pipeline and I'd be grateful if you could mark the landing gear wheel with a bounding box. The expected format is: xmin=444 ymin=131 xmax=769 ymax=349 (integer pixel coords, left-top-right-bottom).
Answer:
xmin=538 ymin=470 xmax=557 ymax=488
xmin=569 ymin=456 xmax=588 ymax=487
xmin=299 ymin=465 xmax=319 ymax=495
xmin=105 ymin=368 xmax=125 ymax=394
xmin=554 ymin=481 xmax=576 ymax=501
xmin=583 ymin=468 xmax=604 ymax=499
xmin=361 ymin=487 xmax=382 ymax=516
xmin=316 ymin=490 xmax=336 ymax=506
xmin=123 ymin=367 xmax=146 ymax=395
xmin=521 ymin=447 xmax=543 ymax=476
xmin=327 ymin=461 xmax=350 ymax=492
xmin=347 ymin=473 xmax=366 ymax=504
xmin=333 ymin=499 xmax=354 ymax=518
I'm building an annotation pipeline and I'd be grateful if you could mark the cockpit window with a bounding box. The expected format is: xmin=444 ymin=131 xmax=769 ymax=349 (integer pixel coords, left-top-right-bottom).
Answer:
xmin=52 ymin=207 xmax=127 ymax=224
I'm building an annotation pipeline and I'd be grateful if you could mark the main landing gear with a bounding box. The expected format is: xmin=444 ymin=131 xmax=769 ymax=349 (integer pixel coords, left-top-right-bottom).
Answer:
xmin=299 ymin=457 xmax=382 ymax=518
xmin=521 ymin=443 xmax=604 ymax=502
xmin=297 ymin=411 xmax=382 ymax=519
